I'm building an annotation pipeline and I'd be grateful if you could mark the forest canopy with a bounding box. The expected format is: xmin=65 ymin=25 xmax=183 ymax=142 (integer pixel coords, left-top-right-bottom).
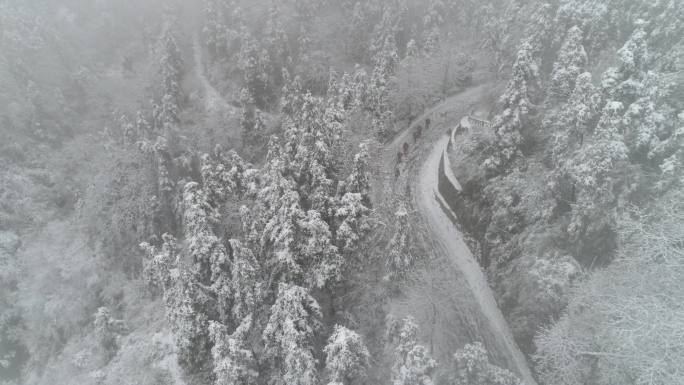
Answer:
xmin=1 ymin=1 xmax=682 ymax=385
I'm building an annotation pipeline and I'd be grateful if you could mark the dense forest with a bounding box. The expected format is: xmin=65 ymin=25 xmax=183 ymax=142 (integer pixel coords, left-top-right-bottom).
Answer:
xmin=0 ymin=0 xmax=682 ymax=384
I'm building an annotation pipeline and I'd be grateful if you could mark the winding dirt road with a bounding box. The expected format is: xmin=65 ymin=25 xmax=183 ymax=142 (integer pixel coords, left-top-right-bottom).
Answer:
xmin=416 ymin=134 xmax=537 ymax=384
xmin=381 ymin=84 xmax=537 ymax=384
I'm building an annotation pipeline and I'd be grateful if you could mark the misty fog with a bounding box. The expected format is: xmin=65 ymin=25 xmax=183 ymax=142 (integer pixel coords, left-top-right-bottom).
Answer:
xmin=1 ymin=1 xmax=683 ymax=384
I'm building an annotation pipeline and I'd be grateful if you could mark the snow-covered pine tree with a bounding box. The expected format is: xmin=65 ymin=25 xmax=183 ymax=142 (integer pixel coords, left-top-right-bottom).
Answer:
xmin=165 ymin=268 xmax=212 ymax=373
xmin=158 ymin=21 xmax=184 ymax=129
xmin=292 ymin=0 xmax=319 ymax=27
xmin=601 ymin=22 xmax=648 ymax=103
xmin=264 ymin=2 xmax=288 ymax=87
xmin=448 ymin=342 xmax=521 ymax=385
xmin=181 ymin=181 xmax=234 ymax=323
xmin=203 ymin=0 xmax=236 ymax=60
xmin=135 ymin=110 xmax=152 ymax=140
xmin=228 ymin=239 xmax=262 ymax=321
xmin=119 ymin=114 xmax=135 ymax=146
xmin=549 ymin=26 xmax=587 ymax=100
xmin=140 ymin=233 xmax=179 ymax=292
xmin=323 ymin=325 xmax=370 ymax=385
xmin=201 ymin=147 xmax=257 ymax=206
xmin=522 ymin=1 xmax=554 ymax=57
xmin=405 ymin=38 xmax=419 ymax=59
xmin=141 ymin=233 xmax=212 ymax=372
xmin=560 ymin=72 xmax=599 ymax=144
xmin=93 ymin=307 xmax=118 ymax=362
xmin=650 ymin=112 xmax=684 ymax=192
xmin=202 ymin=0 xmax=222 ymax=58
xmin=344 ymin=1 xmax=377 ymax=62
xmin=239 ymin=87 xmax=261 ymax=144
xmin=343 ymin=143 xmax=372 ymax=207
xmin=387 ymin=316 xmax=436 ymax=385
xmin=300 ymin=209 xmax=344 ymax=288
xmin=209 ymin=315 xmax=257 ymax=385
xmin=334 ymin=143 xmax=372 ymax=257
xmin=239 ymin=82 xmax=373 ymax=289
xmin=238 ymin=31 xmax=271 ymax=108
xmin=386 ymin=205 xmax=414 ymax=278
xmin=545 ymin=71 xmax=599 ymax=168
xmin=249 ymin=173 xmax=306 ymax=282
xmin=422 ymin=0 xmax=445 ymax=54
xmin=621 ymin=71 xmax=671 ymax=159
xmin=281 ymin=70 xmax=306 ymax=117
xmin=262 ymin=283 xmax=322 ymax=385
xmin=335 ymin=192 xmax=371 ymax=259
xmin=564 ymin=101 xmax=627 ymax=252
xmin=486 ymin=41 xmax=540 ymax=172
xmin=367 ymin=28 xmax=398 ymax=139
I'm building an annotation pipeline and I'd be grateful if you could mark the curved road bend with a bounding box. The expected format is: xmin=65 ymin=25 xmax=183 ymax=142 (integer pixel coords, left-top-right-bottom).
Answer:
xmin=378 ymin=84 xmax=537 ymax=384
xmin=416 ymin=134 xmax=537 ymax=384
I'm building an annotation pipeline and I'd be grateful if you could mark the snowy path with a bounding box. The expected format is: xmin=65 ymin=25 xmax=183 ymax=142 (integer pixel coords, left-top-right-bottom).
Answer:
xmin=375 ymin=85 xmax=487 ymax=205
xmin=415 ymin=134 xmax=537 ymax=384
xmin=377 ymin=83 xmax=536 ymax=384
xmin=192 ymin=34 xmax=236 ymax=117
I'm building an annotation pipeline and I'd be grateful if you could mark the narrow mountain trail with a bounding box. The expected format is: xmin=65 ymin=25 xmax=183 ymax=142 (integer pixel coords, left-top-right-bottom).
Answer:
xmin=379 ymin=84 xmax=537 ymax=384
xmin=416 ymin=135 xmax=537 ymax=385
xmin=192 ymin=34 xmax=237 ymax=117
xmin=190 ymin=32 xmax=242 ymax=147
xmin=374 ymin=84 xmax=489 ymax=206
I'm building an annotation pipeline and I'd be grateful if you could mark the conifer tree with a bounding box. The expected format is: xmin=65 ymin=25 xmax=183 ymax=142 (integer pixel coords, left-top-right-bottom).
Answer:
xmin=203 ymin=0 xmax=236 ymax=60
xmin=263 ymin=283 xmax=322 ymax=385
xmin=209 ymin=315 xmax=257 ymax=385
xmin=140 ymin=233 xmax=179 ymax=292
xmin=238 ymin=32 xmax=271 ymax=107
xmin=202 ymin=0 xmax=222 ymax=58
xmin=181 ymin=182 xmax=234 ymax=323
xmin=565 ymin=101 xmax=627 ymax=250
xmin=135 ymin=110 xmax=152 ymax=139
xmin=324 ymin=325 xmax=370 ymax=385
xmin=264 ymin=2 xmax=288 ymax=87
xmin=335 ymin=193 xmax=371 ymax=258
xmin=342 ymin=143 xmax=372 ymax=206
xmin=486 ymin=41 xmax=539 ymax=171
xmin=281 ymin=70 xmax=306 ymax=117
xmin=93 ymin=307 xmax=119 ymax=362
xmin=387 ymin=316 xmax=436 ymax=385
xmin=546 ymin=72 xmax=599 ymax=168
xmin=181 ymin=182 xmax=226 ymax=283
xmin=448 ymin=342 xmax=521 ymax=385
xmin=238 ymin=81 xmax=372 ymax=290
xmin=201 ymin=147 xmax=257 ymax=206
xmin=335 ymin=144 xmax=373 ymax=257
xmin=549 ymin=26 xmax=587 ymax=100
xmin=166 ymin=268 xmax=212 ymax=373
xmin=422 ymin=0 xmax=445 ymax=54
xmin=119 ymin=114 xmax=135 ymax=146
xmin=158 ymin=22 xmax=184 ymax=129
xmin=602 ymin=23 xmax=648 ymax=103
xmin=345 ymin=2 xmax=376 ymax=62
xmin=367 ymin=28 xmax=398 ymax=139
xmin=228 ymin=239 xmax=262 ymax=322
xmin=386 ymin=205 xmax=414 ymax=278
xmin=239 ymin=87 xmax=260 ymax=144
xmin=405 ymin=39 xmax=419 ymax=58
